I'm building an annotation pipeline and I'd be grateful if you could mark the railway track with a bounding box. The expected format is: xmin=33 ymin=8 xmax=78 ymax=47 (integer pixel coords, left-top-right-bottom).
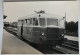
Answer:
xmin=52 ymin=46 xmax=68 ymax=54
xmin=61 ymin=44 xmax=78 ymax=51
xmin=4 ymin=27 xmax=79 ymax=54
xmin=62 ymin=39 xmax=79 ymax=51
xmin=64 ymin=42 xmax=78 ymax=47
xmin=62 ymin=43 xmax=79 ymax=50
xmin=52 ymin=45 xmax=79 ymax=54
xmin=65 ymin=40 xmax=78 ymax=46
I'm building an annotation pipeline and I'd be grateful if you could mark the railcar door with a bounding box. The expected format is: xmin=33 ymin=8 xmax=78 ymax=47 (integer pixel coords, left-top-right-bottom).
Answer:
xmin=27 ymin=18 xmax=33 ymax=41
xmin=17 ymin=20 xmax=23 ymax=39
xmin=22 ymin=18 xmax=33 ymax=42
xmin=32 ymin=18 xmax=40 ymax=43
xmin=21 ymin=20 xmax=23 ymax=38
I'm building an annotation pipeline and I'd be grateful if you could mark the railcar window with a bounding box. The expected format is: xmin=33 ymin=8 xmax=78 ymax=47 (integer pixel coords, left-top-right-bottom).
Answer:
xmin=18 ymin=20 xmax=22 ymax=25
xmin=26 ymin=18 xmax=33 ymax=25
xmin=33 ymin=18 xmax=38 ymax=26
xmin=59 ymin=19 xmax=65 ymax=28
xmin=39 ymin=18 xmax=45 ymax=26
xmin=25 ymin=19 xmax=27 ymax=23
xmin=23 ymin=20 xmax=26 ymax=25
xmin=30 ymin=18 xmax=32 ymax=24
xmin=27 ymin=19 xmax=30 ymax=25
xmin=18 ymin=20 xmax=20 ymax=25
xmin=21 ymin=20 xmax=24 ymax=25
xmin=47 ymin=19 xmax=58 ymax=26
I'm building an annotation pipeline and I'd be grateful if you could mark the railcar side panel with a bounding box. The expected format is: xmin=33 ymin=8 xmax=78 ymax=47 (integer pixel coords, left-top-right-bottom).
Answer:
xmin=23 ymin=26 xmax=33 ymax=42
xmin=17 ymin=26 xmax=22 ymax=39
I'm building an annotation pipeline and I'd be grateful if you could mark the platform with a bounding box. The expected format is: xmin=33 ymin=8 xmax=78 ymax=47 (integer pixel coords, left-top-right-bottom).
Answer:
xmin=1 ymin=29 xmax=42 ymax=54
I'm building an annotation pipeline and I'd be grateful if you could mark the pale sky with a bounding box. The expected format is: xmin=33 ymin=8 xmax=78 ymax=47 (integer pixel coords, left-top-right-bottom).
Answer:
xmin=4 ymin=1 xmax=79 ymax=22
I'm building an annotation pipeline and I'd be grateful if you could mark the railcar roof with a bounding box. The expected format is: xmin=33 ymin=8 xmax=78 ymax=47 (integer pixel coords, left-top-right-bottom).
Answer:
xmin=19 ymin=13 xmax=63 ymax=20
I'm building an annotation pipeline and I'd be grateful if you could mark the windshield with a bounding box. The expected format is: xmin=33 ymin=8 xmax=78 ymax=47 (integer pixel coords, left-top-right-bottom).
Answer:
xmin=59 ymin=19 xmax=65 ymax=28
xmin=39 ymin=18 xmax=45 ymax=26
xmin=47 ymin=18 xmax=58 ymax=26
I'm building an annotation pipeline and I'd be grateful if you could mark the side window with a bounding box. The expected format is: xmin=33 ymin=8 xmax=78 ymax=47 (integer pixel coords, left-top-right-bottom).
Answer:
xmin=59 ymin=19 xmax=65 ymax=28
xmin=33 ymin=18 xmax=38 ymax=26
xmin=27 ymin=19 xmax=30 ymax=25
xmin=21 ymin=20 xmax=24 ymax=25
xmin=39 ymin=18 xmax=45 ymax=26
xmin=27 ymin=18 xmax=32 ymax=25
xmin=18 ymin=20 xmax=25 ymax=25
xmin=18 ymin=20 xmax=19 ymax=25
xmin=23 ymin=20 xmax=25 ymax=25
xmin=23 ymin=19 xmax=27 ymax=25
xmin=25 ymin=19 xmax=28 ymax=25
xmin=18 ymin=20 xmax=21 ymax=25
xmin=30 ymin=18 xmax=32 ymax=24
xmin=25 ymin=19 xmax=27 ymax=23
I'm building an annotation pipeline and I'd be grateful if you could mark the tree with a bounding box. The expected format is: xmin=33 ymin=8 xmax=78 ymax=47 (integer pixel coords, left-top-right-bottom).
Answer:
xmin=75 ymin=21 xmax=78 ymax=32
xmin=65 ymin=21 xmax=78 ymax=32
xmin=68 ymin=21 xmax=76 ymax=32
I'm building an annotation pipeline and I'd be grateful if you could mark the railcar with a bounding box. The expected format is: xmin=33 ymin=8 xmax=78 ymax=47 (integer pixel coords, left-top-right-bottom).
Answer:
xmin=17 ymin=11 xmax=65 ymax=46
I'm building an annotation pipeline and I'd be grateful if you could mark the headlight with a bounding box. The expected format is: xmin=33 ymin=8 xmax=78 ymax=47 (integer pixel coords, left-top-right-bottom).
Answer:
xmin=62 ymin=34 xmax=64 ymax=36
xmin=42 ymin=32 xmax=44 ymax=36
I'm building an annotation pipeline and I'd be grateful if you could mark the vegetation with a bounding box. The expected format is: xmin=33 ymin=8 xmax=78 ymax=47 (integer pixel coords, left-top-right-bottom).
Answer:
xmin=65 ymin=21 xmax=78 ymax=36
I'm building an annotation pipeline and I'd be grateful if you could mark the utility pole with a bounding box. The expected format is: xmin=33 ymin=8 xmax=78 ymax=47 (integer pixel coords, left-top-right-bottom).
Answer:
xmin=64 ymin=12 xmax=66 ymax=33
xmin=65 ymin=12 xmax=66 ymax=22
xmin=63 ymin=11 xmax=66 ymax=30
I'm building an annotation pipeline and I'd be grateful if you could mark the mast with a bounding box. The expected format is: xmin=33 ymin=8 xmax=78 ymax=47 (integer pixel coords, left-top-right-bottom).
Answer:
xmin=65 ymin=12 xmax=66 ymax=22
xmin=63 ymin=11 xmax=66 ymax=29
xmin=64 ymin=11 xmax=66 ymax=29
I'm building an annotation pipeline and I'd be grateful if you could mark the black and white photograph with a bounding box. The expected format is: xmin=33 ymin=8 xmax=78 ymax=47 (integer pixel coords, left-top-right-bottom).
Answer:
xmin=2 ymin=1 xmax=79 ymax=54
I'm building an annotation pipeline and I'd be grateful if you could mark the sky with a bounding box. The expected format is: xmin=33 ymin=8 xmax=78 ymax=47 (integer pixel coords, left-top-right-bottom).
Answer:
xmin=4 ymin=1 xmax=79 ymax=22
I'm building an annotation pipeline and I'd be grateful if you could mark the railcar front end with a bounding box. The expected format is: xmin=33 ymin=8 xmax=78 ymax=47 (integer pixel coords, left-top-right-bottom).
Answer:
xmin=38 ymin=18 xmax=65 ymax=46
